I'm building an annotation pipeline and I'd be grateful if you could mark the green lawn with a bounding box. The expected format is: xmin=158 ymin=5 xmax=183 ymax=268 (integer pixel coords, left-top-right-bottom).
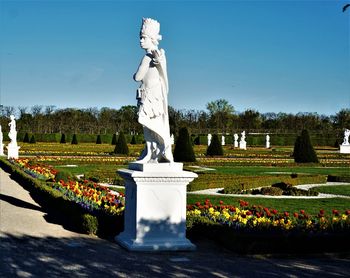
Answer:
xmin=313 ymin=185 xmax=350 ymax=196
xmin=211 ymin=166 xmax=350 ymax=176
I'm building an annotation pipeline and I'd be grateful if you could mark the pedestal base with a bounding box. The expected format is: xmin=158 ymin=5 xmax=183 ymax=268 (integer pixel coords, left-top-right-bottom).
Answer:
xmin=0 ymin=143 xmax=4 ymax=156
xmin=340 ymin=145 xmax=350 ymax=154
xmin=6 ymin=143 xmax=20 ymax=159
xmin=116 ymin=163 xmax=197 ymax=251
xmin=239 ymin=141 xmax=246 ymax=150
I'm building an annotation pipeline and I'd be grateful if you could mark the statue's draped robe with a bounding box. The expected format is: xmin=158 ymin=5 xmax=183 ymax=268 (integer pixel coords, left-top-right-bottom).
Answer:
xmin=137 ymin=50 xmax=172 ymax=161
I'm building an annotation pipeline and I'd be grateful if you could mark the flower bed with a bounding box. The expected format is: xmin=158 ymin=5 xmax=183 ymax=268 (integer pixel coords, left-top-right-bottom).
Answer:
xmin=12 ymin=158 xmax=125 ymax=216
xmin=187 ymin=199 xmax=350 ymax=253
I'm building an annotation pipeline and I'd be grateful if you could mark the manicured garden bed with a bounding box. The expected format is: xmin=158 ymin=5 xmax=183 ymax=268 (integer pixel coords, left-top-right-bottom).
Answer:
xmin=2 ymin=156 xmax=350 ymax=254
xmin=313 ymin=185 xmax=350 ymax=197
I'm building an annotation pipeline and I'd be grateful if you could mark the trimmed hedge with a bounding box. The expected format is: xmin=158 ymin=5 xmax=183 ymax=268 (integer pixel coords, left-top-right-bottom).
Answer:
xmin=173 ymin=127 xmax=196 ymax=162
xmin=114 ymin=132 xmax=129 ymax=155
xmin=0 ymin=158 xmax=123 ymax=238
xmin=206 ymin=134 xmax=223 ymax=156
xmin=187 ymin=219 xmax=350 ymax=254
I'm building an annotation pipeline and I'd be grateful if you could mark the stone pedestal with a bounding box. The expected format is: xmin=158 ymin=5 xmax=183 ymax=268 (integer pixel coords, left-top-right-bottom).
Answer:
xmin=340 ymin=145 xmax=350 ymax=154
xmin=116 ymin=162 xmax=197 ymax=251
xmin=0 ymin=143 xmax=4 ymax=156
xmin=6 ymin=143 xmax=20 ymax=159
xmin=239 ymin=141 xmax=246 ymax=150
xmin=266 ymin=142 xmax=270 ymax=149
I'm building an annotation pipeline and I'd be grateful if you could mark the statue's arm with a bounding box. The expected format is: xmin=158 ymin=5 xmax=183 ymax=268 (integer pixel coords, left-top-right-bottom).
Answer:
xmin=134 ymin=55 xmax=151 ymax=82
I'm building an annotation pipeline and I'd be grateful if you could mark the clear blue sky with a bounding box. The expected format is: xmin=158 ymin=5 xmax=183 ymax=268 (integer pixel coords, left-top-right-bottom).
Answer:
xmin=1 ymin=0 xmax=349 ymax=115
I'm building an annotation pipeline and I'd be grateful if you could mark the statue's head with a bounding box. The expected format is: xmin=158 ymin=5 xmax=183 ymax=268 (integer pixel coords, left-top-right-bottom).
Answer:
xmin=140 ymin=18 xmax=162 ymax=50
xmin=10 ymin=115 xmax=15 ymax=120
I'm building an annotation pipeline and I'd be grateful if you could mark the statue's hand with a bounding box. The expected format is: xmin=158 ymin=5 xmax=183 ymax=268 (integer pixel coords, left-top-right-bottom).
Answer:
xmin=151 ymin=49 xmax=163 ymax=65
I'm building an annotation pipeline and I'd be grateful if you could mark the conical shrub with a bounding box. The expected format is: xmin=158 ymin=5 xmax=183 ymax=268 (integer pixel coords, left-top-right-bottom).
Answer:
xmin=130 ymin=135 xmax=137 ymax=145
xmin=206 ymin=134 xmax=223 ymax=156
xmin=293 ymin=129 xmax=318 ymax=163
xmin=173 ymin=127 xmax=196 ymax=162
xmin=114 ymin=132 xmax=129 ymax=155
xmin=29 ymin=134 xmax=36 ymax=144
xmin=23 ymin=132 xmax=30 ymax=143
xmin=60 ymin=134 xmax=66 ymax=144
xmin=111 ymin=134 xmax=117 ymax=145
xmin=96 ymin=134 xmax=102 ymax=144
xmin=71 ymin=134 xmax=78 ymax=145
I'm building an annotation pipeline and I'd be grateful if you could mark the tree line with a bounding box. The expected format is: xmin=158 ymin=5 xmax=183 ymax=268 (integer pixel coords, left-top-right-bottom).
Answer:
xmin=0 ymin=100 xmax=349 ymax=136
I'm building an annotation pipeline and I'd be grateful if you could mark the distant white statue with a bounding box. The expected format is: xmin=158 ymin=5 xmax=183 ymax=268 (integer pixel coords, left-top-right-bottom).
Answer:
xmin=266 ymin=134 xmax=270 ymax=149
xmin=342 ymin=129 xmax=350 ymax=145
xmin=207 ymin=133 xmax=212 ymax=146
xmin=0 ymin=125 xmax=4 ymax=156
xmin=221 ymin=135 xmax=225 ymax=146
xmin=6 ymin=115 xmax=20 ymax=159
xmin=239 ymin=131 xmax=247 ymax=150
xmin=134 ymin=18 xmax=173 ymax=163
xmin=234 ymin=133 xmax=238 ymax=148
xmin=170 ymin=133 xmax=175 ymax=145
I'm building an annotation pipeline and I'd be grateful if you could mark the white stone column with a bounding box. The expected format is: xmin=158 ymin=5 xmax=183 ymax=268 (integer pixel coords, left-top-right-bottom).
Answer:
xmin=116 ymin=162 xmax=197 ymax=251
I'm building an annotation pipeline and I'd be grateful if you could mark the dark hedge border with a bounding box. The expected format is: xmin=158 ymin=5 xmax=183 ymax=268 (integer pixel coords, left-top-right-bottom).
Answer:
xmin=187 ymin=220 xmax=350 ymax=255
xmin=0 ymin=158 xmax=123 ymax=239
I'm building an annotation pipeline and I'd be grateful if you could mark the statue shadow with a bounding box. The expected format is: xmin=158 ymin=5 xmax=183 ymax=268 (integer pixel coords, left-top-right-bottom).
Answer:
xmin=0 ymin=193 xmax=43 ymax=212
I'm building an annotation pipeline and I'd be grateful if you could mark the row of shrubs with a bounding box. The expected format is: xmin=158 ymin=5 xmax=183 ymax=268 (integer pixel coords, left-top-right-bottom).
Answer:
xmin=0 ymin=158 xmax=124 ymax=238
xmin=18 ymin=133 xmax=143 ymax=145
xmin=7 ymin=131 xmax=341 ymax=147
xmin=187 ymin=172 xmax=327 ymax=192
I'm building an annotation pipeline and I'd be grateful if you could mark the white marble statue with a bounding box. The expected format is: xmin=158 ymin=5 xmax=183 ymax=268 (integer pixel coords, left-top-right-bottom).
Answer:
xmin=342 ymin=129 xmax=350 ymax=145
xmin=266 ymin=134 xmax=270 ymax=149
xmin=0 ymin=125 xmax=4 ymax=156
xmin=207 ymin=133 xmax=212 ymax=146
xmin=234 ymin=133 xmax=238 ymax=148
xmin=239 ymin=131 xmax=247 ymax=150
xmin=7 ymin=115 xmax=20 ymax=159
xmin=221 ymin=135 xmax=225 ymax=146
xmin=170 ymin=133 xmax=174 ymax=145
xmin=134 ymin=18 xmax=173 ymax=163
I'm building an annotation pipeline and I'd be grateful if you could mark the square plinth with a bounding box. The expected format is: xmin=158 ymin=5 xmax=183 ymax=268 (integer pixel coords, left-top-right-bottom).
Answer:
xmin=116 ymin=167 xmax=197 ymax=251
xmin=340 ymin=145 xmax=350 ymax=154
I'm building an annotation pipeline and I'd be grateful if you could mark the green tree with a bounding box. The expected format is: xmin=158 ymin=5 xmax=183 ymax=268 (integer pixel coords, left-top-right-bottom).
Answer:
xmin=293 ymin=129 xmax=318 ymax=163
xmin=111 ymin=133 xmax=117 ymax=145
xmin=206 ymin=134 xmax=223 ymax=156
xmin=206 ymin=99 xmax=234 ymax=131
xmin=60 ymin=133 xmax=66 ymax=144
xmin=29 ymin=134 xmax=36 ymax=144
xmin=173 ymin=127 xmax=196 ymax=162
xmin=96 ymin=134 xmax=102 ymax=144
xmin=23 ymin=132 xmax=30 ymax=143
xmin=130 ymin=135 xmax=137 ymax=145
xmin=114 ymin=132 xmax=129 ymax=155
xmin=71 ymin=134 xmax=78 ymax=145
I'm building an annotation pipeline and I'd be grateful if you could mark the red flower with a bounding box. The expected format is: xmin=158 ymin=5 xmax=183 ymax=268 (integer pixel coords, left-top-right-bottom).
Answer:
xmin=195 ymin=202 xmax=201 ymax=207
xmin=300 ymin=210 xmax=305 ymax=214
xmin=319 ymin=209 xmax=325 ymax=215
xmin=332 ymin=209 xmax=339 ymax=216
xmin=229 ymin=207 xmax=236 ymax=212
xmin=219 ymin=200 xmax=224 ymax=205
xmin=293 ymin=212 xmax=299 ymax=218
xmin=271 ymin=209 xmax=278 ymax=215
xmin=284 ymin=211 xmax=289 ymax=217
xmin=345 ymin=210 xmax=350 ymax=215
